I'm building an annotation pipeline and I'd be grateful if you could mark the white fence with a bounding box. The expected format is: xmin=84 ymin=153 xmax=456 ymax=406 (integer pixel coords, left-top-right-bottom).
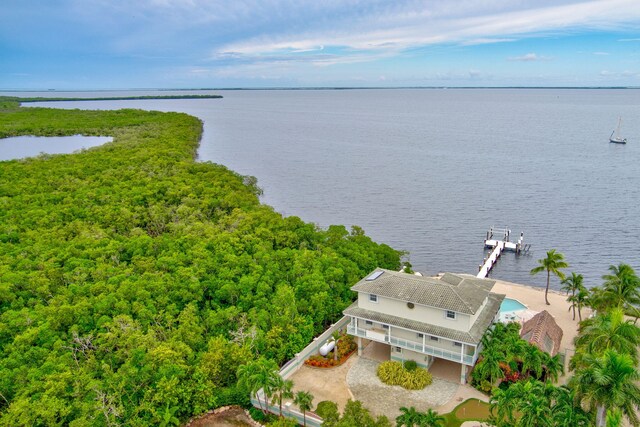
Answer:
xmin=250 ymin=316 xmax=350 ymax=425
xmin=279 ymin=316 xmax=350 ymax=380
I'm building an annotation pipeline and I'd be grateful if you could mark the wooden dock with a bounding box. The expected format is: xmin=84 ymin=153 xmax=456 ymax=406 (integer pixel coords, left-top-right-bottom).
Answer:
xmin=477 ymin=227 xmax=529 ymax=279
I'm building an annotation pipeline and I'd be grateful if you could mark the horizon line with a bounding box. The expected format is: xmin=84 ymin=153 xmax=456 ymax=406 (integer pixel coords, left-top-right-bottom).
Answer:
xmin=2 ymin=86 xmax=639 ymax=92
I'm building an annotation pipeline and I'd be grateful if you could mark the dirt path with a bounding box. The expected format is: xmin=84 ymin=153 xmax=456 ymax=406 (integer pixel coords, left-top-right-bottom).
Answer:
xmin=186 ymin=407 xmax=255 ymax=427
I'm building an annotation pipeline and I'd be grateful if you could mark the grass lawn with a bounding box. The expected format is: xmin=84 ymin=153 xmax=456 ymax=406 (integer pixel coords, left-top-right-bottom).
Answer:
xmin=442 ymin=398 xmax=491 ymax=427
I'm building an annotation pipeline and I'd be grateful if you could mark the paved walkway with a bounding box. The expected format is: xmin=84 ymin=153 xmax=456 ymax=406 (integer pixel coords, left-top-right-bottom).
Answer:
xmin=346 ymin=357 xmax=459 ymax=419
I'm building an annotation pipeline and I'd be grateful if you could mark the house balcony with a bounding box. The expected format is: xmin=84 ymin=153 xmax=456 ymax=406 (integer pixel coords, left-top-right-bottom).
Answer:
xmin=347 ymin=325 xmax=475 ymax=365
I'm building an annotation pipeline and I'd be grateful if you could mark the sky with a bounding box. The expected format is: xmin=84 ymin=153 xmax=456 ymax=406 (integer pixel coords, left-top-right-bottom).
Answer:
xmin=1 ymin=0 xmax=640 ymax=89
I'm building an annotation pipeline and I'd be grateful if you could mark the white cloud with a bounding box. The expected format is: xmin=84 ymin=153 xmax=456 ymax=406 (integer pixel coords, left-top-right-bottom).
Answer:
xmin=593 ymin=51 xmax=609 ymax=55
xmin=216 ymin=0 xmax=640 ymax=57
xmin=508 ymin=53 xmax=552 ymax=62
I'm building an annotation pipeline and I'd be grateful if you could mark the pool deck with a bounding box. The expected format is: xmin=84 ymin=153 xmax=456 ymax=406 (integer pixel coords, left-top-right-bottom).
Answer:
xmin=491 ymin=278 xmax=588 ymax=382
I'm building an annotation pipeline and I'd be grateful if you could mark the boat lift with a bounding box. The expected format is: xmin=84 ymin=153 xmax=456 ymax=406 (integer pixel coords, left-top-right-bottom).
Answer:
xmin=477 ymin=226 xmax=530 ymax=279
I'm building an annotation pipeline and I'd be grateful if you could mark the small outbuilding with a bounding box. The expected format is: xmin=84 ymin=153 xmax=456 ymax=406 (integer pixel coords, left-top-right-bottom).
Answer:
xmin=520 ymin=310 xmax=563 ymax=356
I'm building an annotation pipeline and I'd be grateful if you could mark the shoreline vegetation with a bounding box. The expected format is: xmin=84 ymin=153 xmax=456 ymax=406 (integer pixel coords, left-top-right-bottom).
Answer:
xmin=0 ymin=96 xmax=400 ymax=426
xmin=13 ymin=94 xmax=223 ymax=103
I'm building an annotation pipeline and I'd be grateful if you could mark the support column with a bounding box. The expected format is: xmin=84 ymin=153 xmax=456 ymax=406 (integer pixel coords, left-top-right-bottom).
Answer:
xmin=358 ymin=336 xmax=363 ymax=356
xmin=460 ymin=364 xmax=467 ymax=385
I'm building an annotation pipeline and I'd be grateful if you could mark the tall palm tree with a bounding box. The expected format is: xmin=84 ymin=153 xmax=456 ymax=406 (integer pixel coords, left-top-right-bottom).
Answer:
xmin=569 ymin=349 xmax=640 ymax=427
xmin=520 ymin=344 xmax=544 ymax=379
xmin=508 ymin=380 xmax=554 ymax=427
xmin=550 ymin=386 xmax=591 ymax=427
xmin=561 ymin=272 xmax=584 ymax=320
xmin=396 ymin=406 xmax=421 ymax=427
xmin=293 ymin=390 xmax=314 ymax=427
xmin=541 ymin=352 xmax=564 ymax=383
xmin=236 ymin=361 xmax=264 ymax=412
xmin=601 ymin=263 xmax=640 ymax=321
xmin=490 ymin=386 xmax=518 ymax=426
xmin=568 ymin=287 xmax=590 ymax=321
xmin=270 ymin=376 xmax=294 ymax=417
xmin=332 ymin=330 xmax=342 ymax=362
xmin=531 ymin=249 xmax=568 ymax=305
xmin=418 ymin=409 xmax=445 ymax=427
xmin=574 ymin=307 xmax=640 ymax=364
xmin=476 ymin=345 xmax=505 ymax=386
xmin=237 ymin=357 xmax=278 ymax=414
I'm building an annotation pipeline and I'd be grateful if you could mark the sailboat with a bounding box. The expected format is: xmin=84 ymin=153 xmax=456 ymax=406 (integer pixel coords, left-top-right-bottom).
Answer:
xmin=609 ymin=117 xmax=627 ymax=144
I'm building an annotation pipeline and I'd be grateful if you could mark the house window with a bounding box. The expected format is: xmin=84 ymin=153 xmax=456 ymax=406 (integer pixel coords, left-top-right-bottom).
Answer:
xmin=446 ymin=310 xmax=456 ymax=319
xmin=430 ymin=336 xmax=439 ymax=342
xmin=365 ymin=320 xmax=373 ymax=326
xmin=454 ymin=342 xmax=462 ymax=347
xmin=395 ymin=346 xmax=402 ymax=353
xmin=382 ymin=324 xmax=389 ymax=329
xmin=417 ymin=333 xmax=424 ymax=339
xmin=369 ymin=294 xmax=378 ymax=303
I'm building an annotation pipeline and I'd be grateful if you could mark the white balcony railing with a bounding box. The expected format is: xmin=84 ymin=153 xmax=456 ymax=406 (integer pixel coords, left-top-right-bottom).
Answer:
xmin=348 ymin=325 xmax=475 ymax=365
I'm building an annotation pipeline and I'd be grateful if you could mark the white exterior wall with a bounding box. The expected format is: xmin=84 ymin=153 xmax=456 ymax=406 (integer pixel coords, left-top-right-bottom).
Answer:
xmin=358 ymin=292 xmax=472 ymax=332
xmin=354 ymin=318 xmax=476 ymax=355
xmin=390 ymin=347 xmax=433 ymax=368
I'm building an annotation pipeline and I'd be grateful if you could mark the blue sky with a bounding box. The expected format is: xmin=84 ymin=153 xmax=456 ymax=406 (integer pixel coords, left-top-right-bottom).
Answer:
xmin=1 ymin=0 xmax=639 ymax=89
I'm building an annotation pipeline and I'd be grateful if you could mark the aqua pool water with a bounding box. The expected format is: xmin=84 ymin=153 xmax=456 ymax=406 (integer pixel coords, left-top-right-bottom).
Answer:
xmin=500 ymin=298 xmax=527 ymax=313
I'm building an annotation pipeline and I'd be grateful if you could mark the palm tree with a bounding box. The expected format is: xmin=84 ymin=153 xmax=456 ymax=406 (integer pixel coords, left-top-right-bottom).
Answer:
xmin=530 ymin=249 xmax=568 ymax=305
xmin=271 ymin=376 xmax=294 ymax=417
xmin=601 ymin=263 xmax=640 ymax=320
xmin=568 ymin=287 xmax=590 ymax=321
xmin=541 ymin=352 xmax=564 ymax=383
xmin=606 ymin=409 xmax=623 ymax=427
xmin=418 ymin=409 xmax=445 ymax=427
xmin=569 ymin=349 xmax=640 ymax=427
xmin=237 ymin=361 xmax=263 ymax=412
xmin=332 ymin=330 xmax=341 ymax=362
xmin=520 ymin=344 xmax=543 ymax=379
xmin=550 ymin=386 xmax=591 ymax=427
xmin=561 ymin=272 xmax=584 ymax=320
xmin=508 ymin=380 xmax=554 ymax=427
xmin=237 ymin=357 xmax=279 ymax=414
xmin=396 ymin=406 xmax=421 ymax=427
xmin=574 ymin=307 xmax=640 ymax=364
xmin=490 ymin=386 xmax=518 ymax=426
xmin=476 ymin=345 xmax=505 ymax=386
xmin=293 ymin=390 xmax=314 ymax=427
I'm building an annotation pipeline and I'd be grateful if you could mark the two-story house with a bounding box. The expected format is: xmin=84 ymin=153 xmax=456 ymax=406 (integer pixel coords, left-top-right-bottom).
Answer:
xmin=344 ymin=268 xmax=505 ymax=384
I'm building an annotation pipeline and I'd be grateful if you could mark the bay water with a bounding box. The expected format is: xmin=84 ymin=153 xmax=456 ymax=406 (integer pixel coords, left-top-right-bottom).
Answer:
xmin=9 ymin=89 xmax=640 ymax=290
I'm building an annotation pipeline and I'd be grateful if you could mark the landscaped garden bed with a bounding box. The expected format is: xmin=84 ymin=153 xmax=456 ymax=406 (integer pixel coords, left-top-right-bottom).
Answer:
xmin=376 ymin=360 xmax=433 ymax=390
xmin=304 ymin=334 xmax=357 ymax=368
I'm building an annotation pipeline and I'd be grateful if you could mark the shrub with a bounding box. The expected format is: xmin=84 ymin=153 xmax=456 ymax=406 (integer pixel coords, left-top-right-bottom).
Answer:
xmin=402 ymin=368 xmax=432 ymax=390
xmin=377 ymin=361 xmax=405 ymax=384
xmin=249 ymin=407 xmax=267 ymax=422
xmin=315 ymin=400 xmax=339 ymax=420
xmin=403 ymin=360 xmax=418 ymax=371
xmin=376 ymin=361 xmax=432 ymax=390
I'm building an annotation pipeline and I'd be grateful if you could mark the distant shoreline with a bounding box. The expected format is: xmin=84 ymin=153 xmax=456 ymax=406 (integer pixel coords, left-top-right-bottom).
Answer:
xmin=15 ymin=94 xmax=223 ymax=102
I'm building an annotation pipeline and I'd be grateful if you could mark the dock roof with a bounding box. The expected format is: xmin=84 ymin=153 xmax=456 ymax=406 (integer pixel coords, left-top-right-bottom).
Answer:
xmin=351 ymin=268 xmax=496 ymax=315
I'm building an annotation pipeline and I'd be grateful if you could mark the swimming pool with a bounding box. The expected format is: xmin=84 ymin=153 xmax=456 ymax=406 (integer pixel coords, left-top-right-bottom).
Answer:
xmin=500 ymin=298 xmax=527 ymax=313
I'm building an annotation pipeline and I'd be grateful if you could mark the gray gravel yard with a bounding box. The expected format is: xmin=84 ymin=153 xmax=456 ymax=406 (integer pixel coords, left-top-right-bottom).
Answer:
xmin=346 ymin=358 xmax=459 ymax=419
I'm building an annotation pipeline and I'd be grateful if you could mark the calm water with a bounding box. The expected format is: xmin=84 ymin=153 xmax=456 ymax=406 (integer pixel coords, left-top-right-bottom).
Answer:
xmin=0 ymin=135 xmax=112 ymax=160
xmin=11 ymin=89 xmax=640 ymax=290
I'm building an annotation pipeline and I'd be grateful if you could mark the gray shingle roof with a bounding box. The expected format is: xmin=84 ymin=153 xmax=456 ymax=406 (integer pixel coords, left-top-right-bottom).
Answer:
xmin=344 ymin=293 xmax=504 ymax=345
xmin=351 ymin=269 xmax=496 ymax=314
